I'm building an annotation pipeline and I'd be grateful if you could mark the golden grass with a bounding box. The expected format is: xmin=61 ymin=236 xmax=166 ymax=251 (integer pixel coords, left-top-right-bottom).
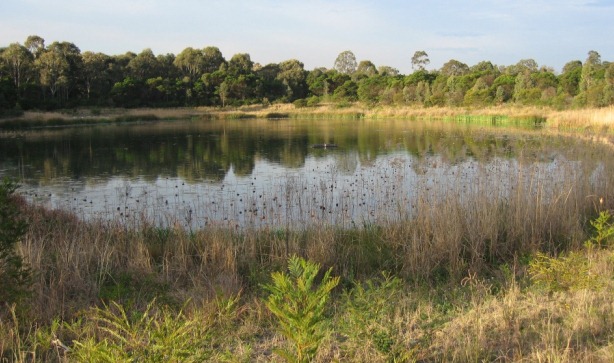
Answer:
xmin=7 ymin=104 xmax=614 ymax=135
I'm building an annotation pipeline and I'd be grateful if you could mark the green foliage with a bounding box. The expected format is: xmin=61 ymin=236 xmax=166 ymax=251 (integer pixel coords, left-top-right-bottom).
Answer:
xmin=0 ymin=178 xmax=32 ymax=308
xmin=528 ymin=211 xmax=614 ymax=293
xmin=262 ymin=256 xmax=340 ymax=363
xmin=528 ymin=251 xmax=601 ymax=292
xmin=585 ymin=210 xmax=614 ymax=248
xmin=69 ymin=299 xmax=210 ymax=362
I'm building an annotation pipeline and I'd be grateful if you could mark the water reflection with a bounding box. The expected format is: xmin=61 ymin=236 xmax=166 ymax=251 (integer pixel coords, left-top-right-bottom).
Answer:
xmin=0 ymin=118 xmax=607 ymax=229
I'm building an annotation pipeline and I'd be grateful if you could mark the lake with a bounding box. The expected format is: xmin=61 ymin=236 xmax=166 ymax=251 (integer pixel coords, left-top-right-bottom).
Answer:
xmin=0 ymin=118 xmax=611 ymax=230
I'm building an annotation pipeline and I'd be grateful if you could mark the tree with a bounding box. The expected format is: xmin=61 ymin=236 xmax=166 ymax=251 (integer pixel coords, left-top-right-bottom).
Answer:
xmin=217 ymin=81 xmax=229 ymax=107
xmin=0 ymin=43 xmax=33 ymax=92
xmin=228 ymin=53 xmax=253 ymax=76
xmin=559 ymin=60 xmax=582 ymax=96
xmin=377 ymin=66 xmax=399 ymax=76
xmin=276 ymin=59 xmax=307 ymax=101
xmin=36 ymin=45 xmax=69 ymax=99
xmin=35 ymin=41 xmax=83 ymax=102
xmin=174 ymin=47 xmax=205 ymax=81
xmin=24 ymin=35 xmax=45 ymax=59
xmin=411 ymin=50 xmax=430 ymax=71
xmin=603 ymin=63 xmax=614 ymax=105
xmin=82 ymin=51 xmax=111 ymax=100
xmin=127 ymin=48 xmax=160 ymax=80
xmin=580 ymin=50 xmax=602 ymax=92
xmin=440 ymin=59 xmax=469 ymax=76
xmin=334 ymin=50 xmax=357 ymax=75
xmin=356 ymin=60 xmax=378 ymax=77
xmin=357 ymin=75 xmax=387 ymax=104
xmin=202 ymin=46 xmax=225 ymax=73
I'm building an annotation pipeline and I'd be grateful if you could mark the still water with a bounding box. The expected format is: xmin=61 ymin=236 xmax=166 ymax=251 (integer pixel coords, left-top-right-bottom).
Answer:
xmin=0 ymin=118 xmax=609 ymax=229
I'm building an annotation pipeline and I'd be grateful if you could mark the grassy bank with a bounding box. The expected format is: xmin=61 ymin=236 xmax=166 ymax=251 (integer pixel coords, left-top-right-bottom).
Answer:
xmin=2 ymin=147 xmax=614 ymax=361
xmin=2 ymin=104 xmax=614 ymax=133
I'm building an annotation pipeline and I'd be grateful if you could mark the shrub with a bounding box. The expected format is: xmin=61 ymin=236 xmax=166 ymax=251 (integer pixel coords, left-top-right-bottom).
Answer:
xmin=528 ymin=251 xmax=602 ymax=292
xmin=585 ymin=210 xmax=614 ymax=248
xmin=0 ymin=178 xmax=32 ymax=308
xmin=263 ymin=256 xmax=339 ymax=363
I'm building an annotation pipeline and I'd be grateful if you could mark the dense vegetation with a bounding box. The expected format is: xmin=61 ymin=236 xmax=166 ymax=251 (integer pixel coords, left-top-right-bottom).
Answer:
xmin=1 ymin=35 xmax=614 ymax=116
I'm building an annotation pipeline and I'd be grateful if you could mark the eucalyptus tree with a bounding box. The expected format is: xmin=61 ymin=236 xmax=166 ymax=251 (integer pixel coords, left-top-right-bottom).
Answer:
xmin=174 ymin=47 xmax=205 ymax=81
xmin=333 ymin=50 xmax=357 ymax=75
xmin=202 ymin=46 xmax=226 ymax=73
xmin=305 ymin=67 xmax=327 ymax=97
xmin=440 ymin=59 xmax=469 ymax=76
xmin=24 ymin=35 xmax=45 ymax=59
xmin=559 ymin=60 xmax=582 ymax=96
xmin=256 ymin=63 xmax=284 ymax=101
xmin=35 ymin=41 xmax=82 ymax=102
xmin=228 ymin=53 xmax=253 ymax=75
xmin=82 ymin=51 xmax=112 ymax=100
xmin=580 ymin=50 xmax=602 ymax=93
xmin=276 ymin=59 xmax=307 ymax=101
xmin=411 ymin=50 xmax=430 ymax=71
xmin=356 ymin=60 xmax=378 ymax=78
xmin=357 ymin=75 xmax=387 ymax=104
xmin=127 ymin=48 xmax=161 ymax=80
xmin=1 ymin=43 xmax=33 ymax=92
xmin=377 ymin=66 xmax=399 ymax=76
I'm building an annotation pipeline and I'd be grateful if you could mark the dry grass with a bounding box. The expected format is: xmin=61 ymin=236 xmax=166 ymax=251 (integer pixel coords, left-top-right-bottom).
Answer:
xmin=7 ymin=105 xmax=614 ymax=135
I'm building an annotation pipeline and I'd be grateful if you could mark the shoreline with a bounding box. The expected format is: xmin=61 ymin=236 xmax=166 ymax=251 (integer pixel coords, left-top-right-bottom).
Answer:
xmin=1 ymin=104 xmax=613 ymax=133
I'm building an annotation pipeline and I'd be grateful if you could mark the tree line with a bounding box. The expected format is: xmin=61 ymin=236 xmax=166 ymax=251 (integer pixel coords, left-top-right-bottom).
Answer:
xmin=1 ymin=35 xmax=613 ymax=114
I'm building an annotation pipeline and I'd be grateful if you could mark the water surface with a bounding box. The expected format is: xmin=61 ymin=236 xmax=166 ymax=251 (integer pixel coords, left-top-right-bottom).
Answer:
xmin=0 ymin=118 xmax=609 ymax=229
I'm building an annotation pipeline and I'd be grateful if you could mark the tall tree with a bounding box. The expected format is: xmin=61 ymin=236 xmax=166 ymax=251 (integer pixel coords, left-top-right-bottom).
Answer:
xmin=1 ymin=43 xmax=33 ymax=91
xmin=174 ymin=47 xmax=204 ymax=81
xmin=440 ymin=59 xmax=469 ymax=76
xmin=127 ymin=48 xmax=160 ymax=80
xmin=35 ymin=41 xmax=82 ymax=101
xmin=333 ymin=50 xmax=357 ymax=75
xmin=559 ymin=60 xmax=582 ymax=96
xmin=82 ymin=51 xmax=111 ymax=100
xmin=411 ymin=50 xmax=430 ymax=71
xmin=202 ymin=46 xmax=225 ymax=74
xmin=24 ymin=35 xmax=45 ymax=59
xmin=228 ymin=53 xmax=253 ymax=76
xmin=356 ymin=60 xmax=378 ymax=77
xmin=580 ymin=50 xmax=602 ymax=92
xmin=276 ymin=59 xmax=307 ymax=101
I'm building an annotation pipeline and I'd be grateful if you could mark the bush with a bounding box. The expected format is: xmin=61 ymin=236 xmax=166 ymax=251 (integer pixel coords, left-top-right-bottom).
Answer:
xmin=292 ymin=99 xmax=307 ymax=108
xmin=0 ymin=178 xmax=32 ymax=308
xmin=528 ymin=251 xmax=601 ymax=292
xmin=586 ymin=210 xmax=614 ymax=248
xmin=262 ymin=256 xmax=339 ymax=362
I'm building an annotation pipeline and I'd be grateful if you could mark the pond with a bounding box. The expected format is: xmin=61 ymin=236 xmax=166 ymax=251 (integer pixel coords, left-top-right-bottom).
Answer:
xmin=0 ymin=118 xmax=611 ymax=230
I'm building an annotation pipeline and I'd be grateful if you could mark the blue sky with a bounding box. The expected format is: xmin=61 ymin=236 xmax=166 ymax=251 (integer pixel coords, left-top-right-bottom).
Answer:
xmin=1 ymin=0 xmax=613 ymax=74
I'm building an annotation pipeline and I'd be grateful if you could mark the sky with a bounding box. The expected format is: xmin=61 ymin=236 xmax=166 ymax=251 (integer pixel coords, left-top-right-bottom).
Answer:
xmin=1 ymin=0 xmax=613 ymax=74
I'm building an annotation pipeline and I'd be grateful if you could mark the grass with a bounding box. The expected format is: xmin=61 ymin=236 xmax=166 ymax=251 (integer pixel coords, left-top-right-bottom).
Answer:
xmin=3 ymin=104 xmax=613 ymax=133
xmin=1 ymin=145 xmax=614 ymax=361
